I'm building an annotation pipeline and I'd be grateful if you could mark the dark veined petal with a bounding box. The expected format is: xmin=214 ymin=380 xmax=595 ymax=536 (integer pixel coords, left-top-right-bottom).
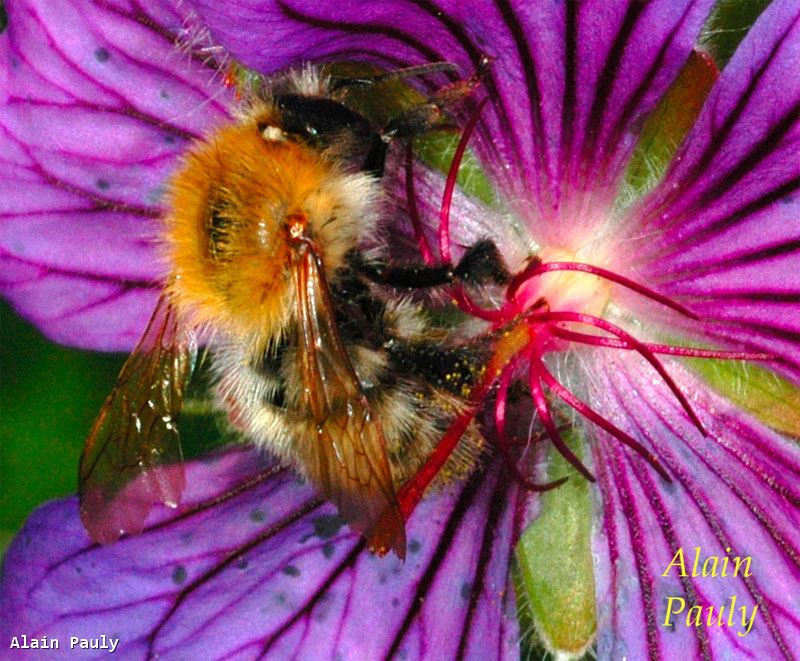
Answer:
xmin=0 ymin=449 xmax=521 ymax=659
xmin=585 ymin=353 xmax=800 ymax=659
xmin=0 ymin=0 xmax=233 ymax=350
xmin=631 ymin=1 xmax=800 ymax=379
xmin=185 ymin=0 xmax=713 ymax=244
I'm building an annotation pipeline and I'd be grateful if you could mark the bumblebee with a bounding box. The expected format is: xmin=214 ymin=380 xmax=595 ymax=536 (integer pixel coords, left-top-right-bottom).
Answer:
xmin=79 ymin=64 xmax=508 ymax=558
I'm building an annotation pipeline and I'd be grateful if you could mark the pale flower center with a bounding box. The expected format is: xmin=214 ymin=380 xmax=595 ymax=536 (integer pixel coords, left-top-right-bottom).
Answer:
xmin=513 ymin=248 xmax=613 ymax=320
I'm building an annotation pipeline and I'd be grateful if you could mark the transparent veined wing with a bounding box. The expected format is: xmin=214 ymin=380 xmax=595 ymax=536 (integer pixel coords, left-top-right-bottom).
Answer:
xmin=79 ymin=295 xmax=196 ymax=544
xmin=291 ymin=240 xmax=405 ymax=558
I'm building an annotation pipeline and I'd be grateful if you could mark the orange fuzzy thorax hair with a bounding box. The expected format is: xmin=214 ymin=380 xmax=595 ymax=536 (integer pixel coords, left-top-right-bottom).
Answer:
xmin=162 ymin=106 xmax=378 ymax=345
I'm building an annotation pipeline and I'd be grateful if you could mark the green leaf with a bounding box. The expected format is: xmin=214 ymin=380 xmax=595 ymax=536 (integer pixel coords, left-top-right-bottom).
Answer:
xmin=515 ymin=434 xmax=597 ymax=656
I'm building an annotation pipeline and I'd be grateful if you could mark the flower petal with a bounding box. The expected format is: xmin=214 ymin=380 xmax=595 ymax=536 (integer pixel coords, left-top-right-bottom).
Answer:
xmin=632 ymin=1 xmax=800 ymax=378
xmin=0 ymin=0 xmax=233 ymax=350
xmin=185 ymin=0 xmax=713 ymax=243
xmin=0 ymin=448 xmax=521 ymax=659
xmin=586 ymin=353 xmax=800 ymax=659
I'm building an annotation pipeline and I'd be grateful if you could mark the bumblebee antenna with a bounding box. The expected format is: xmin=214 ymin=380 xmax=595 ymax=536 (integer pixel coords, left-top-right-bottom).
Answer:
xmin=330 ymin=62 xmax=459 ymax=91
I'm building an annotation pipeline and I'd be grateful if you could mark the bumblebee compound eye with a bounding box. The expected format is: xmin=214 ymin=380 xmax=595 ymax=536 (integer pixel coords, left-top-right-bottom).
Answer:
xmin=274 ymin=94 xmax=372 ymax=141
xmin=273 ymin=94 xmax=383 ymax=172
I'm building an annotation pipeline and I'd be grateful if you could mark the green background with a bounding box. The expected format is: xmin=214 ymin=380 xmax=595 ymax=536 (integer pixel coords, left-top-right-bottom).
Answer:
xmin=0 ymin=302 xmax=125 ymax=551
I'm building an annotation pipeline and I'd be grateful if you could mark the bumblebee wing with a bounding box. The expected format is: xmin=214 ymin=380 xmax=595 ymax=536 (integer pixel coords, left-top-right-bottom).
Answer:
xmin=292 ymin=242 xmax=405 ymax=557
xmin=79 ymin=295 xmax=197 ymax=544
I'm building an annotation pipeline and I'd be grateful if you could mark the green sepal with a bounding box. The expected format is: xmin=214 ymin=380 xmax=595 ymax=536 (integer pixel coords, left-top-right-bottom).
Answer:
xmin=686 ymin=359 xmax=800 ymax=440
xmin=515 ymin=433 xmax=597 ymax=657
xmin=621 ymin=49 xmax=718 ymax=203
xmin=700 ymin=0 xmax=772 ymax=66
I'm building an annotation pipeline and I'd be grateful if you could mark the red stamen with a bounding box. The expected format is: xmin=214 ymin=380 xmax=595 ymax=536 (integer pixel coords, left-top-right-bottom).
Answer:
xmin=398 ymin=400 xmax=480 ymax=518
xmin=506 ymin=257 xmax=542 ymax=302
xmin=451 ymin=285 xmax=508 ymax=322
xmin=528 ymin=358 xmax=596 ymax=482
xmin=404 ymin=142 xmax=436 ymax=267
xmin=398 ymin=323 xmax=533 ymax=518
xmin=532 ymin=354 xmax=673 ymax=483
xmin=426 ymin=97 xmax=522 ymax=324
xmin=495 ymin=356 xmax=569 ymax=492
xmin=549 ymin=327 xmax=774 ymax=361
xmin=408 ymin=103 xmax=771 ymax=503
xmin=438 ymin=97 xmax=488 ymax=264
xmin=538 ymin=311 xmax=707 ymax=436
xmin=508 ymin=261 xmax=699 ymax=320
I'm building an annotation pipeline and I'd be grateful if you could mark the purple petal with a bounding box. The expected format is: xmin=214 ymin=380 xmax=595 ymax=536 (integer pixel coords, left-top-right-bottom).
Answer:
xmin=631 ymin=1 xmax=800 ymax=378
xmin=1 ymin=448 xmax=521 ymax=659
xmin=586 ymin=353 xmax=800 ymax=659
xmin=0 ymin=0 xmax=233 ymax=350
xmin=185 ymin=0 xmax=713 ymax=245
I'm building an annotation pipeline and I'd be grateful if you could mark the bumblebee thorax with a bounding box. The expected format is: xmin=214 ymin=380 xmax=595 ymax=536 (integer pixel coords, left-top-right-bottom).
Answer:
xmin=162 ymin=115 xmax=378 ymax=342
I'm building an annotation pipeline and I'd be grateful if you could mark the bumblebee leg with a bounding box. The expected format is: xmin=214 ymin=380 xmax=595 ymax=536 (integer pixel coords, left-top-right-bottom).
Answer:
xmin=364 ymin=66 xmax=486 ymax=175
xmin=362 ymin=139 xmax=390 ymax=178
xmin=380 ymin=60 xmax=489 ymax=143
xmin=452 ymin=239 xmax=510 ymax=286
xmin=361 ymin=100 xmax=454 ymax=176
xmin=383 ymin=103 xmax=450 ymax=141
xmin=357 ymin=257 xmax=454 ymax=289
xmin=353 ymin=239 xmax=509 ymax=290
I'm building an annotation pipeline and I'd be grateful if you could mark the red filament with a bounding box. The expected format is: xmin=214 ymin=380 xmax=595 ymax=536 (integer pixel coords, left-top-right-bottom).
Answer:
xmin=508 ymin=261 xmax=699 ymax=320
xmin=528 ymin=356 xmax=596 ymax=482
xmin=404 ymin=142 xmax=436 ymax=267
xmin=532 ymin=355 xmax=673 ymax=482
xmin=548 ymin=327 xmax=774 ymax=361
xmin=536 ymin=310 xmax=707 ymax=436
xmin=438 ymin=97 xmax=488 ymax=264
xmin=451 ymin=285 xmax=507 ymax=322
xmin=495 ymin=354 xmax=570 ymax=492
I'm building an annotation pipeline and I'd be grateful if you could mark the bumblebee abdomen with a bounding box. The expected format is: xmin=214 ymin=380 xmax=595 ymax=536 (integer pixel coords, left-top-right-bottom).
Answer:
xmin=211 ymin=288 xmax=486 ymax=493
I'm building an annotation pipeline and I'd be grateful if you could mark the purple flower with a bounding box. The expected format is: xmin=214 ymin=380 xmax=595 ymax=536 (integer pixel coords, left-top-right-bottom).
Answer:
xmin=2 ymin=1 xmax=799 ymax=659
